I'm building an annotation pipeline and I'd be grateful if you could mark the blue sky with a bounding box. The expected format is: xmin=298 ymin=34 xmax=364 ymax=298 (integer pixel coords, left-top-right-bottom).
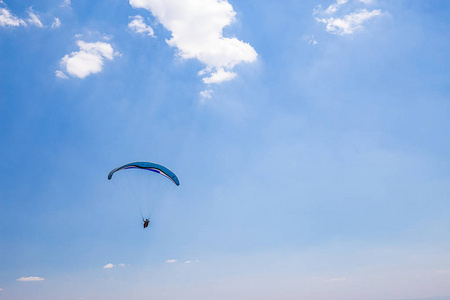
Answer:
xmin=1 ymin=0 xmax=450 ymax=299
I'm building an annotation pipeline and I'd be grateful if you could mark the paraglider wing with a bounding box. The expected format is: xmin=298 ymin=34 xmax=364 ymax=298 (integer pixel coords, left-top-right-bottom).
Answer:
xmin=108 ymin=162 xmax=180 ymax=186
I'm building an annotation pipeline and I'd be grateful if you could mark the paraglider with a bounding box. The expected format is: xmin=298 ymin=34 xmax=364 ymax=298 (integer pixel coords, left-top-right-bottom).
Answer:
xmin=108 ymin=162 xmax=180 ymax=229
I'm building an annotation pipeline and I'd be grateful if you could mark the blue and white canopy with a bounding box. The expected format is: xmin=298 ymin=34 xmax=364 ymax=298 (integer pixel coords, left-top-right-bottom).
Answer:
xmin=108 ymin=162 xmax=180 ymax=186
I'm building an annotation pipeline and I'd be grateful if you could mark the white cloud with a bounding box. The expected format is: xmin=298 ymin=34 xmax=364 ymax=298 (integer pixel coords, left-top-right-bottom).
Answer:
xmin=200 ymin=89 xmax=213 ymax=100
xmin=55 ymin=70 xmax=68 ymax=78
xmin=129 ymin=0 xmax=257 ymax=84
xmin=17 ymin=276 xmax=45 ymax=282
xmin=325 ymin=0 xmax=348 ymax=15
xmin=202 ymin=67 xmax=236 ymax=84
xmin=184 ymin=260 xmax=199 ymax=263
xmin=316 ymin=9 xmax=382 ymax=35
xmin=51 ymin=17 xmax=61 ymax=28
xmin=103 ymin=263 xmax=127 ymax=268
xmin=59 ymin=40 xmax=116 ymax=79
xmin=306 ymin=35 xmax=318 ymax=45
xmin=165 ymin=259 xmax=177 ymax=263
xmin=128 ymin=15 xmax=154 ymax=37
xmin=314 ymin=0 xmax=384 ymax=35
xmin=27 ymin=8 xmax=43 ymax=27
xmin=0 ymin=6 xmax=26 ymax=27
xmin=198 ymin=67 xmax=211 ymax=76
xmin=61 ymin=0 xmax=71 ymax=8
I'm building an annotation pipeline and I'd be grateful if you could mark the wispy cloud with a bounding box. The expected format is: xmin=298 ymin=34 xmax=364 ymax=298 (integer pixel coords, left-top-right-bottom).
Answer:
xmin=61 ymin=0 xmax=71 ymax=8
xmin=314 ymin=0 xmax=384 ymax=35
xmin=51 ymin=17 xmax=61 ymax=29
xmin=306 ymin=35 xmax=318 ymax=45
xmin=27 ymin=8 xmax=43 ymax=27
xmin=103 ymin=34 xmax=113 ymax=41
xmin=55 ymin=70 xmax=68 ymax=78
xmin=129 ymin=0 xmax=257 ymax=84
xmin=58 ymin=40 xmax=116 ymax=79
xmin=359 ymin=0 xmax=375 ymax=4
xmin=184 ymin=260 xmax=199 ymax=263
xmin=324 ymin=0 xmax=348 ymax=15
xmin=316 ymin=9 xmax=382 ymax=35
xmin=17 ymin=276 xmax=45 ymax=282
xmin=0 ymin=5 xmax=26 ymax=27
xmin=103 ymin=263 xmax=127 ymax=268
xmin=200 ymin=89 xmax=214 ymax=101
xmin=128 ymin=15 xmax=154 ymax=37
xmin=0 ymin=288 xmax=3 ymax=291
xmin=164 ymin=259 xmax=199 ymax=263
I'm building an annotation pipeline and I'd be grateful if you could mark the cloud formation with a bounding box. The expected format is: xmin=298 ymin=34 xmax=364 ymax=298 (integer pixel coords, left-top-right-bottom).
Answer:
xmin=129 ymin=0 xmax=257 ymax=84
xmin=103 ymin=263 xmax=127 ymax=268
xmin=307 ymin=35 xmax=318 ymax=45
xmin=17 ymin=276 xmax=45 ymax=282
xmin=359 ymin=0 xmax=374 ymax=4
xmin=0 ymin=5 xmax=26 ymax=27
xmin=58 ymin=40 xmax=116 ymax=79
xmin=324 ymin=0 xmax=348 ymax=14
xmin=317 ymin=9 xmax=382 ymax=35
xmin=61 ymin=0 xmax=71 ymax=8
xmin=27 ymin=8 xmax=43 ymax=27
xmin=315 ymin=0 xmax=383 ymax=35
xmin=128 ymin=15 xmax=154 ymax=37
xmin=165 ymin=259 xmax=177 ymax=263
xmin=185 ymin=260 xmax=199 ymax=264
xmin=55 ymin=70 xmax=68 ymax=78
xmin=0 ymin=4 xmax=49 ymax=28
xmin=202 ymin=67 xmax=236 ymax=84
xmin=200 ymin=89 xmax=213 ymax=101
xmin=51 ymin=17 xmax=61 ymax=28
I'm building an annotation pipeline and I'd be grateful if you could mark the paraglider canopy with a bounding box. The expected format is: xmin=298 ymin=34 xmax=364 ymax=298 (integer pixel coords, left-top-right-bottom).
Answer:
xmin=108 ymin=161 xmax=180 ymax=222
xmin=108 ymin=162 xmax=180 ymax=186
